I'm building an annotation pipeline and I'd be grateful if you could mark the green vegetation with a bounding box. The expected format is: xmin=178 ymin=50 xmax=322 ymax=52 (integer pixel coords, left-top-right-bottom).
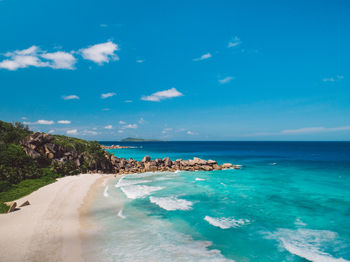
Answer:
xmin=0 ymin=120 xmax=109 ymax=213
xmin=121 ymin=137 xmax=162 ymax=142
xmin=0 ymin=174 xmax=57 ymax=212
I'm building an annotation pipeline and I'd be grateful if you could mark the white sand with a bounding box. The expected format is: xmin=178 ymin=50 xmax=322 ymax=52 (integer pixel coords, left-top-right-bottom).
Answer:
xmin=0 ymin=174 xmax=107 ymax=262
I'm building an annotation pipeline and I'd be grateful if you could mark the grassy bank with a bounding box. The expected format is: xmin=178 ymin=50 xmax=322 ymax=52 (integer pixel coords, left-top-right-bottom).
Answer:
xmin=0 ymin=175 xmax=57 ymax=213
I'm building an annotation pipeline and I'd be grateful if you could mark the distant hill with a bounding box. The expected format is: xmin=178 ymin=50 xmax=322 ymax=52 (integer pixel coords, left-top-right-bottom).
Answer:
xmin=121 ymin=137 xmax=162 ymax=142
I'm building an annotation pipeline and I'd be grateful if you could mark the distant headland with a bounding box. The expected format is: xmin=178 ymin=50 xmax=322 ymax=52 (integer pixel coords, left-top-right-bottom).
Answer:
xmin=121 ymin=137 xmax=163 ymax=142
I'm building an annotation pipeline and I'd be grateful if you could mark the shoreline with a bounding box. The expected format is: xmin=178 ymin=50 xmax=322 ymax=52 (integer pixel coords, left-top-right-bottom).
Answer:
xmin=0 ymin=173 xmax=113 ymax=262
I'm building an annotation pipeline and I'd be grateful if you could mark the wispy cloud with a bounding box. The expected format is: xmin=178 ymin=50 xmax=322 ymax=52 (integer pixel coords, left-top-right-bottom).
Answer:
xmin=104 ymin=125 xmax=113 ymax=129
xmin=162 ymin=127 xmax=173 ymax=134
xmin=101 ymin=92 xmax=116 ymax=99
xmin=80 ymin=41 xmax=119 ymax=64
xmin=136 ymin=59 xmax=144 ymax=63
xmin=36 ymin=120 xmax=54 ymax=125
xmin=123 ymin=124 xmax=138 ymax=129
xmin=57 ymin=120 xmax=71 ymax=124
xmin=193 ymin=52 xmax=212 ymax=61
xmin=125 ymin=100 xmax=133 ymax=103
xmin=228 ymin=36 xmax=241 ymax=48
xmin=67 ymin=129 xmax=78 ymax=135
xmin=119 ymin=121 xmax=126 ymax=124
xmin=187 ymin=131 xmax=196 ymax=135
xmin=322 ymin=75 xmax=344 ymax=82
xmin=245 ymin=126 xmax=350 ymax=137
xmin=218 ymin=76 xmax=234 ymax=84
xmin=281 ymin=126 xmax=350 ymax=134
xmin=138 ymin=118 xmax=145 ymax=124
xmin=118 ymin=130 xmax=124 ymax=133
xmin=62 ymin=95 xmax=79 ymax=100
xmin=141 ymin=87 xmax=183 ymax=102
xmin=102 ymin=108 xmax=110 ymax=111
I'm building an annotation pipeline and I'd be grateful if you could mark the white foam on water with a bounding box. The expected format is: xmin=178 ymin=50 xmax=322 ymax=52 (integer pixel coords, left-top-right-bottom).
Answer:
xmin=117 ymin=208 xmax=126 ymax=219
xmin=115 ymin=177 xmax=151 ymax=188
xmin=269 ymin=228 xmax=349 ymax=262
xmin=103 ymin=185 xmax=109 ymax=197
xmin=195 ymin=178 xmax=206 ymax=181
xmin=120 ymin=185 xmax=163 ymax=199
xmin=150 ymin=196 xmax=194 ymax=211
xmin=204 ymin=216 xmax=250 ymax=229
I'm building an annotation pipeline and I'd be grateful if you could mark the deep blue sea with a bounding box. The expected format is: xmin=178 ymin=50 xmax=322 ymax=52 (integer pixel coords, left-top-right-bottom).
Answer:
xmin=85 ymin=142 xmax=350 ymax=262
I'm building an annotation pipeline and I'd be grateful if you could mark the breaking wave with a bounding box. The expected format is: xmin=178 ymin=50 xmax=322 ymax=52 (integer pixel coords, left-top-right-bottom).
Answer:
xmin=120 ymin=185 xmax=163 ymax=199
xmin=204 ymin=216 xmax=250 ymax=229
xmin=268 ymin=228 xmax=349 ymax=262
xmin=150 ymin=196 xmax=194 ymax=211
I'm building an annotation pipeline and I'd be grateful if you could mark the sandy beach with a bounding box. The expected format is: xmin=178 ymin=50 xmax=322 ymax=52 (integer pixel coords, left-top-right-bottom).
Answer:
xmin=0 ymin=174 xmax=110 ymax=262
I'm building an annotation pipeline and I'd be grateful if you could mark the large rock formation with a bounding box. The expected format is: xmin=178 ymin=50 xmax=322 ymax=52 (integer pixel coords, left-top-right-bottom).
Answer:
xmin=20 ymin=132 xmax=240 ymax=175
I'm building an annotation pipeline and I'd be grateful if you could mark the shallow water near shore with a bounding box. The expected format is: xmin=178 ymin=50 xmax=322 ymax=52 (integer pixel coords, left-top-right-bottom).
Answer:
xmin=84 ymin=142 xmax=350 ymax=262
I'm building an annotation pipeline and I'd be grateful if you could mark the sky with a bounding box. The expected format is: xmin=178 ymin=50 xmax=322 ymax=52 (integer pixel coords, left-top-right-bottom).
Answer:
xmin=0 ymin=0 xmax=349 ymax=141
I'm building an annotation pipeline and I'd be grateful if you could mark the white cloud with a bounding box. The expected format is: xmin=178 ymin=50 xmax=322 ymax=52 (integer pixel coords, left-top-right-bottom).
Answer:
xmin=41 ymin=51 xmax=76 ymax=69
xmin=101 ymin=92 xmax=116 ymax=99
xmin=136 ymin=59 xmax=144 ymax=63
xmin=62 ymin=95 xmax=79 ymax=100
xmin=105 ymin=125 xmax=113 ymax=129
xmin=119 ymin=121 xmax=126 ymax=124
xmin=138 ymin=118 xmax=145 ymax=124
xmin=102 ymin=108 xmax=110 ymax=111
xmin=80 ymin=41 xmax=119 ymax=64
xmin=187 ymin=131 xmax=195 ymax=135
xmin=48 ymin=130 xmax=55 ymax=134
xmin=228 ymin=36 xmax=241 ymax=48
xmin=0 ymin=46 xmax=47 ymax=70
xmin=37 ymin=120 xmax=54 ymax=125
xmin=57 ymin=120 xmax=71 ymax=124
xmin=67 ymin=129 xmax=78 ymax=135
xmin=118 ymin=130 xmax=124 ymax=133
xmin=123 ymin=124 xmax=138 ymax=129
xmin=0 ymin=42 xmax=119 ymax=71
xmin=218 ymin=76 xmax=234 ymax=84
xmin=125 ymin=100 xmax=133 ymax=103
xmin=21 ymin=116 xmax=27 ymax=120
xmin=193 ymin=52 xmax=212 ymax=61
xmin=141 ymin=87 xmax=183 ymax=102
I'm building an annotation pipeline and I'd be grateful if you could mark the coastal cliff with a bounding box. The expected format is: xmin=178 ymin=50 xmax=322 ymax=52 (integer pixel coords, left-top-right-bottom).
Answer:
xmin=21 ymin=132 xmax=237 ymax=175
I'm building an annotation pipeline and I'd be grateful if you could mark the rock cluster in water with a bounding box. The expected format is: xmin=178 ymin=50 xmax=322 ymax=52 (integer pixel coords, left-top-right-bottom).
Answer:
xmin=110 ymin=155 xmax=241 ymax=175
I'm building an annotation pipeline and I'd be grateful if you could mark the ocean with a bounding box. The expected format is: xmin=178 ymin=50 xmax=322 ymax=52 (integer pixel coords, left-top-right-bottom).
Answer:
xmin=84 ymin=142 xmax=350 ymax=262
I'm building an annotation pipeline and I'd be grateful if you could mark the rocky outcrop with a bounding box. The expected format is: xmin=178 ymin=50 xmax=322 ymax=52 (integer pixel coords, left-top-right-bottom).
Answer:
xmin=112 ymin=155 xmax=241 ymax=175
xmin=20 ymin=132 xmax=241 ymax=176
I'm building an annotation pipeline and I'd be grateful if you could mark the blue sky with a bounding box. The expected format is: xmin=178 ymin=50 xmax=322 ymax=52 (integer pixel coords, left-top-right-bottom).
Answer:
xmin=0 ymin=0 xmax=349 ymax=141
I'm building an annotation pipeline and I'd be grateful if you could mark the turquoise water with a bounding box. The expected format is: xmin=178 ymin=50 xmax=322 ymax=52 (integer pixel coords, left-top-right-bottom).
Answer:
xmin=86 ymin=142 xmax=350 ymax=262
